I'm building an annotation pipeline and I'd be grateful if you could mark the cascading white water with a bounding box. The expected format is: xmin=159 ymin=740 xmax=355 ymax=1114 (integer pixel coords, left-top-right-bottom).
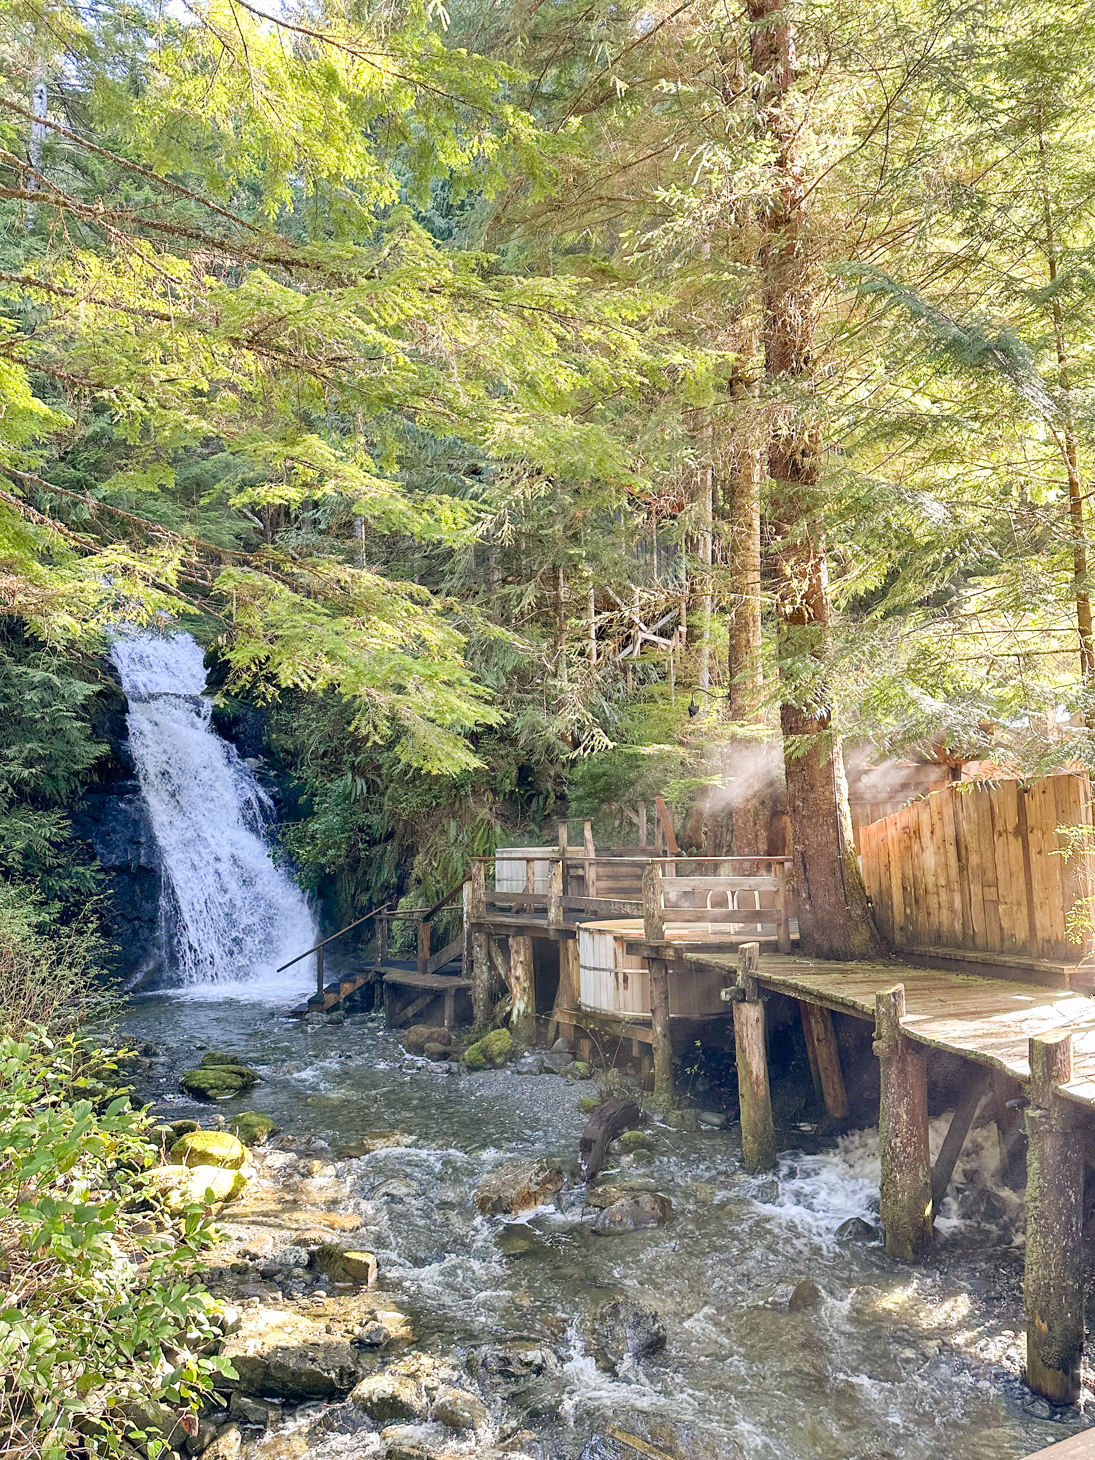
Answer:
xmin=111 ymin=629 xmax=317 ymax=988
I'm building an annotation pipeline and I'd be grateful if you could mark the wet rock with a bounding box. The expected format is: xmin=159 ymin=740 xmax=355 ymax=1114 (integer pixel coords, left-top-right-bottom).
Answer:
xmin=617 ymin=1130 xmax=655 ymax=1152
xmin=562 ymin=1061 xmax=592 ymax=1080
xmin=516 ymin=1052 xmax=548 ymax=1075
xmin=475 ymin=1159 xmax=564 ymax=1215
xmin=787 ymin=1279 xmax=822 ymax=1312
xmin=464 ymin=1028 xmax=515 ymax=1070
xmin=223 ymin=1307 xmax=373 ymax=1399
xmin=276 ymin=1245 xmax=311 ymax=1270
xmin=594 ymin=1298 xmax=667 ymax=1363
xmin=351 ymin=1367 xmax=428 ymax=1423
xmin=354 ymin=1322 xmax=390 ymax=1347
xmin=228 ymin=1112 xmax=279 ymax=1146
xmin=171 ymin=1131 xmax=247 ymax=1169
xmin=593 ymin=1193 xmax=673 ymax=1234
xmin=311 ymin=1245 xmax=377 ymax=1286
xmin=663 ymin=1109 xmax=699 ymax=1132
xmin=542 ymin=1051 xmax=569 ymax=1074
xmin=432 ymin=1386 xmax=488 ymax=1431
xmin=751 ymin=1176 xmax=779 ymax=1204
xmin=169 ymin=1119 xmax=201 ymax=1138
xmin=579 ymin=1424 xmax=688 ymax=1460
xmin=228 ymin=1393 xmax=269 ymax=1427
xmin=422 ymin=1043 xmax=451 ymax=1061
xmin=403 ymin=1025 xmax=452 ymax=1054
xmin=148 ymin=1162 xmax=247 ymax=1209
xmin=182 ymin=1059 xmax=259 ymax=1101
xmin=338 ymin=1131 xmax=413 ymax=1159
xmin=469 ymin=1342 xmax=560 ymax=1397
xmin=552 ymin=1037 xmax=573 ymax=1054
xmin=578 ymin=1097 xmax=600 ymax=1114
xmin=835 ymin=1216 xmax=879 ymax=1243
xmin=697 ymin=1111 xmax=726 ymax=1128
xmin=185 ymin=1416 xmax=221 ymax=1454
xmin=199 ymin=1425 xmax=241 ymax=1460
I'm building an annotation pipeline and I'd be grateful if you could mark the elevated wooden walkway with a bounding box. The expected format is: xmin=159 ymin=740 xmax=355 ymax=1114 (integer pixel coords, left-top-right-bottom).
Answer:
xmin=687 ymin=950 xmax=1095 ymax=1107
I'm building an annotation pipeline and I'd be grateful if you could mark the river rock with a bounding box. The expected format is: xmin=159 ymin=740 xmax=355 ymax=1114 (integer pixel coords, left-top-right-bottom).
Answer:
xmin=474 ymin=1159 xmax=564 ymax=1215
xmin=516 ymin=1052 xmax=547 ymax=1075
xmin=223 ymin=1307 xmax=373 ymax=1400
xmin=578 ymin=1097 xmax=600 ymax=1114
xmin=198 ymin=1425 xmax=241 ymax=1460
xmin=594 ymin=1298 xmax=667 ymax=1363
xmin=562 ymin=1061 xmax=592 ymax=1079
xmin=593 ymin=1193 xmax=673 ymax=1235
xmin=787 ymin=1279 xmax=822 ymax=1312
xmin=354 ymin=1321 xmax=390 ymax=1347
xmin=170 ymin=1119 xmax=201 ymax=1138
xmin=404 ymin=1025 xmax=452 ymax=1054
xmin=171 ymin=1131 xmax=247 ymax=1169
xmin=617 ymin=1130 xmax=655 ymax=1152
xmin=697 ymin=1110 xmax=726 ymax=1128
xmin=835 ymin=1216 xmax=879 ymax=1243
xmin=431 ymin=1386 xmax=488 ymax=1431
xmin=338 ymin=1132 xmax=411 ymax=1158
xmin=148 ymin=1163 xmax=246 ymax=1210
xmin=181 ymin=1058 xmax=259 ymax=1101
xmin=469 ymin=1342 xmax=560 ymax=1396
xmin=552 ymin=1036 xmax=573 ymax=1054
xmin=277 ymin=1244 xmax=311 ymax=1269
xmin=350 ymin=1356 xmax=438 ymax=1423
xmin=422 ymin=1042 xmax=451 ymax=1061
xmin=228 ymin=1393 xmax=269 ymax=1427
xmin=311 ymin=1245 xmax=377 ymax=1286
xmin=228 ymin=1112 xmax=279 ymax=1146
xmin=464 ymin=1028 xmax=515 ymax=1070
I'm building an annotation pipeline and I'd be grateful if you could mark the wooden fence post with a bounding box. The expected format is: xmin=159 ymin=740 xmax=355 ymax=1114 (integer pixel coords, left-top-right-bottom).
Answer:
xmin=874 ymin=984 xmax=932 ymax=1262
xmin=799 ymin=1001 xmax=848 ymax=1119
xmin=468 ymin=861 xmax=491 ymax=1028
xmin=776 ymin=861 xmax=792 ymax=954
xmin=1025 ymin=1030 xmax=1084 ymax=1404
xmin=583 ymin=820 xmax=598 ymax=898
xmin=642 ymin=861 xmax=665 ymax=941
xmin=316 ymin=943 xmax=325 ymax=1000
xmin=417 ymin=918 xmax=431 ymax=976
xmin=734 ymin=942 xmax=776 ymax=1173
xmin=509 ymin=934 xmax=536 ymax=1043
xmin=378 ymin=907 xmax=389 ymax=965
xmin=548 ymin=858 xmax=563 ymax=926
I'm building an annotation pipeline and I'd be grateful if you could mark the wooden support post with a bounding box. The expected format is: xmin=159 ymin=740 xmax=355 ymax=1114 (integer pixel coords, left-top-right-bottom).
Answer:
xmin=316 ymin=943 xmax=325 ymax=1000
xmin=443 ymin=988 xmax=455 ymax=1031
xmin=648 ymin=954 xmax=674 ymax=1108
xmin=509 ymin=935 xmax=536 ymax=1043
xmin=417 ymin=918 xmax=431 ymax=977
xmin=583 ymin=820 xmax=597 ymax=898
xmin=471 ymin=929 xmax=492 ymax=1028
xmin=734 ymin=942 xmax=776 ymax=1173
xmin=931 ymin=1068 xmax=989 ymax=1212
xmin=655 ymin=794 xmax=680 ymax=855
xmin=799 ymin=1001 xmax=848 ymax=1119
xmin=525 ymin=856 xmax=536 ymax=905
xmin=874 ymin=984 xmax=932 ymax=1262
xmin=638 ymin=802 xmax=647 ymax=846
xmin=547 ymin=936 xmax=578 ymax=1044
xmin=378 ymin=907 xmax=389 ymax=965
xmin=548 ymin=859 xmax=563 ymax=926
xmin=992 ymin=1068 xmax=1025 ymax=1180
xmin=557 ymin=822 xmax=569 ymax=894
xmin=1024 ymin=1031 xmax=1083 ymax=1405
xmin=461 ymin=879 xmax=471 ymax=980
xmin=776 ymin=861 xmax=792 ymax=954
xmin=642 ymin=861 xmax=665 ymax=941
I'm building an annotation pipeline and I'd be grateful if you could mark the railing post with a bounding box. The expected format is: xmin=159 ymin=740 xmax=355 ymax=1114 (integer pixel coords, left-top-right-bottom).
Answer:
xmin=316 ymin=943 xmax=324 ymax=999
xmin=470 ymin=859 xmax=486 ymax=919
xmin=557 ymin=821 xmax=570 ymax=894
xmin=548 ymin=857 xmax=563 ymax=926
xmin=417 ymin=918 xmax=431 ymax=976
xmin=583 ymin=819 xmax=597 ymax=898
xmin=378 ymin=906 xmax=388 ymax=964
xmin=776 ymin=860 xmax=792 ymax=954
xmin=525 ymin=856 xmax=536 ymax=908
xmin=642 ymin=861 xmax=664 ymax=941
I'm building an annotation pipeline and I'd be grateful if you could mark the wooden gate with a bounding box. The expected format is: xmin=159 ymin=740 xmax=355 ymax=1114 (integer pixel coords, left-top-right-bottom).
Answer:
xmin=859 ymin=774 xmax=1095 ymax=979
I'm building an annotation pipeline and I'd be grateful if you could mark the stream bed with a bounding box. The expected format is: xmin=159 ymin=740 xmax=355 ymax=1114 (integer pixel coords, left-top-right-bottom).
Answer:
xmin=116 ymin=981 xmax=1095 ymax=1460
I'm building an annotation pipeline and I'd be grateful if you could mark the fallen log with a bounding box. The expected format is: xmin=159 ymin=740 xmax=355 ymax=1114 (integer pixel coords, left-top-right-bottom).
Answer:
xmin=579 ymin=1096 xmax=642 ymax=1182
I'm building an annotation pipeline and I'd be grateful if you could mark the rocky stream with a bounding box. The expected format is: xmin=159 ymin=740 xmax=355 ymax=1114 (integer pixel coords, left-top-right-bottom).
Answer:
xmin=110 ymin=979 xmax=1095 ymax=1460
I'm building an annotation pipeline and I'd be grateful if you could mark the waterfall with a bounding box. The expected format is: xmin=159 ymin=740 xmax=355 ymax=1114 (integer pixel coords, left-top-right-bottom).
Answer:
xmin=111 ymin=629 xmax=317 ymax=988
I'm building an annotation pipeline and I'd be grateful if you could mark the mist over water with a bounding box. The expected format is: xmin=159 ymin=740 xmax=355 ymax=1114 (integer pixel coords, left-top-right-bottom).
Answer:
xmin=111 ymin=629 xmax=317 ymax=991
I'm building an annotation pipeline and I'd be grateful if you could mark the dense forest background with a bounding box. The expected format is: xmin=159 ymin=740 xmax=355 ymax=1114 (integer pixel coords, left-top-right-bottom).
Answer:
xmin=2 ymin=0 xmax=1094 ymax=971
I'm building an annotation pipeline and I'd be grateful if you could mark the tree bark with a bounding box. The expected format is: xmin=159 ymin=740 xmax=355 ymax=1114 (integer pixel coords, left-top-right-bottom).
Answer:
xmin=748 ymin=0 xmax=885 ymax=958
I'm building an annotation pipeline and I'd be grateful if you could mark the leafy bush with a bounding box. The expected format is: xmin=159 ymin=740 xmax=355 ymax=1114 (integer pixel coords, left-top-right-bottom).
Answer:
xmin=0 ymin=883 xmax=111 ymax=1038
xmin=0 ymin=1029 xmax=231 ymax=1459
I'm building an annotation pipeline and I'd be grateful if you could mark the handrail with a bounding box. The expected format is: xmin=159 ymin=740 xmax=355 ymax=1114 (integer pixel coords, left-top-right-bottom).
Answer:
xmin=277 ymin=904 xmax=389 ymax=972
xmin=420 ymin=874 xmax=470 ymax=923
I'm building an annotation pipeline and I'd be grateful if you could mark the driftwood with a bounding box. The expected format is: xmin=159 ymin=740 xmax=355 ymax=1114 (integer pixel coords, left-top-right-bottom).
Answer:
xmin=579 ymin=1096 xmax=642 ymax=1181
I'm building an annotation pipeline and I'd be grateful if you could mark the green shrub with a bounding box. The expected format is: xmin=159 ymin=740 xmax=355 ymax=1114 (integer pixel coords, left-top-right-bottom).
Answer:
xmin=0 ymin=1028 xmax=232 ymax=1459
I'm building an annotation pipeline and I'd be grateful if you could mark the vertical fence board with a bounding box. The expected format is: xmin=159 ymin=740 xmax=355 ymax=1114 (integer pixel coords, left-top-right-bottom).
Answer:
xmin=937 ymin=787 xmax=964 ymax=946
xmin=1027 ymin=779 xmax=1067 ymax=957
xmin=990 ymin=779 xmax=1023 ymax=954
xmin=974 ymin=786 xmax=1003 ymax=952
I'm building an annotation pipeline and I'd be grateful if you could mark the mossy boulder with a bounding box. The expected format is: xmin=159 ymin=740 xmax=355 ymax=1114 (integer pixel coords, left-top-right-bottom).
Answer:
xmin=463 ymin=1028 xmax=514 ymax=1070
xmin=180 ymin=1060 xmax=259 ymax=1101
xmin=148 ymin=1163 xmax=247 ymax=1211
xmin=228 ymin=1111 xmax=279 ymax=1146
xmin=199 ymin=1051 xmax=250 ymax=1067
xmin=170 ymin=1130 xmax=247 ymax=1169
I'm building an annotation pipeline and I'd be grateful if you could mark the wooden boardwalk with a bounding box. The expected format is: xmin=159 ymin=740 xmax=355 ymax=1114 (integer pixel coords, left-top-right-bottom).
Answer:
xmin=689 ymin=950 xmax=1095 ymax=1108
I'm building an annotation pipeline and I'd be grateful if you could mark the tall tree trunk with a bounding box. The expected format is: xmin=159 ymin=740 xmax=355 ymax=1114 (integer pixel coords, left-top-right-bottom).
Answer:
xmin=748 ymin=0 xmax=885 ymax=959
xmin=725 ymin=424 xmax=770 ymax=857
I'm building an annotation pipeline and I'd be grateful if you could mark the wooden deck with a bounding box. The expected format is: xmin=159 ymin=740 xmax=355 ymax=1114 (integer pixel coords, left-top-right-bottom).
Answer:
xmin=688 ymin=950 xmax=1095 ymax=1108
xmin=1022 ymin=1430 xmax=1095 ymax=1458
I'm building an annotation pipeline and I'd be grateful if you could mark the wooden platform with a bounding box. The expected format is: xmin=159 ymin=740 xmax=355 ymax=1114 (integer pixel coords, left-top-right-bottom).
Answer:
xmin=382 ymin=969 xmax=472 ymax=1030
xmin=688 ymin=950 xmax=1095 ymax=1108
xmin=1022 ymin=1429 xmax=1095 ymax=1458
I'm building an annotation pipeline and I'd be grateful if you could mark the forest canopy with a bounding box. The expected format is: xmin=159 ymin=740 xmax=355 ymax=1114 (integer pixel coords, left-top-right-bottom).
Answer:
xmin=2 ymin=0 xmax=1094 ymax=945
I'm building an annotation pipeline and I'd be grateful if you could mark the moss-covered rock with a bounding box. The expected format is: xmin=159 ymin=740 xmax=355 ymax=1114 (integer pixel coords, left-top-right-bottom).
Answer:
xmin=148 ymin=1163 xmax=247 ymax=1211
xmin=200 ymin=1051 xmax=250 ymax=1068
xmin=463 ymin=1028 xmax=514 ymax=1070
xmin=228 ymin=1111 xmax=279 ymax=1146
xmin=170 ymin=1130 xmax=247 ymax=1168
xmin=180 ymin=1062 xmax=259 ymax=1101
xmin=578 ymin=1096 xmax=600 ymax=1114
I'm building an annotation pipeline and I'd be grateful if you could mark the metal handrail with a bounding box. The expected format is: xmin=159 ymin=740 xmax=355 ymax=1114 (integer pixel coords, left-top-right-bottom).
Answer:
xmin=278 ymin=903 xmax=390 ymax=972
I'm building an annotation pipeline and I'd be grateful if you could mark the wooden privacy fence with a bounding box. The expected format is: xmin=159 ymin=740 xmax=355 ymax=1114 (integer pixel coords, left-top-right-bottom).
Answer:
xmin=860 ymin=773 xmax=1095 ymax=979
